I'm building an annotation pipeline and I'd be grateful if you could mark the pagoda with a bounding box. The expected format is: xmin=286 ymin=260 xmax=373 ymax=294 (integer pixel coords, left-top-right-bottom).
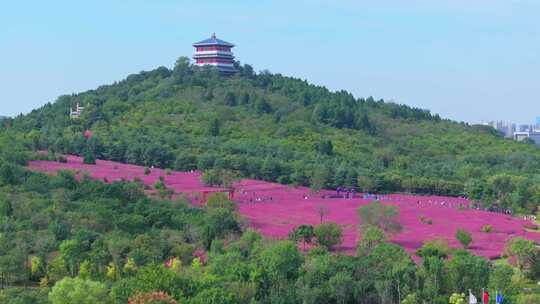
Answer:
xmin=193 ymin=33 xmax=236 ymax=74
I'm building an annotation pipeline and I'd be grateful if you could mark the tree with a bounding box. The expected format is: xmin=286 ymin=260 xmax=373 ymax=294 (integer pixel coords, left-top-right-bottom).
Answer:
xmin=83 ymin=148 xmax=96 ymax=164
xmin=357 ymin=201 xmax=402 ymax=234
xmin=59 ymin=239 xmax=84 ymax=277
xmin=504 ymin=237 xmax=536 ymax=273
xmin=317 ymin=139 xmax=333 ymax=156
xmin=205 ymin=193 xmax=237 ymax=212
xmin=240 ymin=92 xmax=250 ymax=104
xmin=83 ymin=140 xmax=97 ymax=165
xmin=46 ymin=255 xmax=68 ymax=283
xmin=357 ymin=175 xmax=377 ymax=193
xmin=357 ymin=112 xmax=374 ymax=133
xmin=255 ymin=96 xmax=272 ymax=114
xmin=455 ymin=228 xmax=472 ymax=249
xmin=416 ymin=238 xmax=451 ymax=260
xmin=204 ymin=207 xmax=240 ymax=247
xmin=488 ymin=264 xmax=514 ymax=295
xmin=314 ymin=222 xmax=342 ymax=250
xmin=357 ymin=225 xmax=386 ymax=256
xmin=288 ymin=224 xmax=315 ymax=250
xmin=328 ymin=272 xmax=354 ymax=304
xmin=128 ymin=291 xmax=178 ymax=304
xmin=49 ymin=277 xmax=110 ymax=304
xmin=201 ymin=169 xmax=236 ymax=187
xmin=316 ymin=203 xmax=329 ymax=224
xmin=445 ymin=249 xmax=490 ymax=295
xmin=209 ymin=117 xmax=220 ymax=137
xmin=257 ymin=241 xmax=303 ymax=300
xmin=123 ymin=258 xmax=138 ymax=276
xmin=370 ymin=243 xmax=416 ymax=304
xmin=311 ymin=167 xmax=330 ymax=193
xmin=223 ymin=92 xmax=237 ymax=106
xmin=78 ymin=260 xmax=92 ymax=280
xmin=174 ymin=154 xmax=197 ymax=171
xmin=417 ymin=256 xmax=446 ymax=303
xmin=0 ymin=197 xmax=13 ymax=217
xmin=191 ymin=287 xmax=236 ymax=304
xmin=110 ymin=264 xmax=182 ymax=303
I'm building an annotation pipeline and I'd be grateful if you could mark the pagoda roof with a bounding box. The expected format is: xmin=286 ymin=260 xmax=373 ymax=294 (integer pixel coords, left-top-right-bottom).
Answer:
xmin=193 ymin=34 xmax=234 ymax=47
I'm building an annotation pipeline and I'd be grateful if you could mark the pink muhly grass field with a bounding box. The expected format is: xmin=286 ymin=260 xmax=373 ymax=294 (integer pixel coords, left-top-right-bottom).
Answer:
xmin=28 ymin=155 xmax=540 ymax=259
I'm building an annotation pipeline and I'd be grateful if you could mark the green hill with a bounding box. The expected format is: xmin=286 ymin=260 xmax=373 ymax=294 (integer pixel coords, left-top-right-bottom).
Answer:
xmin=5 ymin=57 xmax=540 ymax=213
xmin=3 ymin=58 xmax=540 ymax=303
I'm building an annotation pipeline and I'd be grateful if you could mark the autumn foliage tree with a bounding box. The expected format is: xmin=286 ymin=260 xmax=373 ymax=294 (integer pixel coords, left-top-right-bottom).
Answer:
xmin=128 ymin=291 xmax=178 ymax=304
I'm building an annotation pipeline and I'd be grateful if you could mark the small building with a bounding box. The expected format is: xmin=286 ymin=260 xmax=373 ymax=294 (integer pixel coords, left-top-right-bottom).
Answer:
xmin=193 ymin=33 xmax=236 ymax=74
xmin=513 ymin=131 xmax=540 ymax=147
xmin=514 ymin=131 xmax=530 ymax=142
xmin=70 ymin=103 xmax=84 ymax=119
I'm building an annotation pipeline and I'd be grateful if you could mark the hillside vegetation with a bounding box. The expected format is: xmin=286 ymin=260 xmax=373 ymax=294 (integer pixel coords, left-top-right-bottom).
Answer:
xmin=5 ymin=57 xmax=540 ymax=213
xmin=1 ymin=133 xmax=540 ymax=303
xmin=2 ymin=60 xmax=540 ymax=302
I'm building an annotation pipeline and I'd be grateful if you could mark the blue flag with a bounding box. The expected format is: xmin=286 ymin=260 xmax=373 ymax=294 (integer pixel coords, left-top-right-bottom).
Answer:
xmin=496 ymin=292 xmax=503 ymax=304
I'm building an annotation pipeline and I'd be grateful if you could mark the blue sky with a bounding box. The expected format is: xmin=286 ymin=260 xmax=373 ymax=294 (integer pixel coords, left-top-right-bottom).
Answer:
xmin=1 ymin=0 xmax=539 ymax=123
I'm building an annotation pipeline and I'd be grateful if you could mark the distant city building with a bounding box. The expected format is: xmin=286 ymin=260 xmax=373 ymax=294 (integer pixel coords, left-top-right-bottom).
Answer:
xmin=518 ymin=124 xmax=529 ymax=132
xmin=482 ymin=120 xmax=515 ymax=138
xmin=481 ymin=118 xmax=540 ymax=147
xmin=193 ymin=33 xmax=236 ymax=74
xmin=529 ymin=132 xmax=540 ymax=146
xmin=70 ymin=103 xmax=84 ymax=119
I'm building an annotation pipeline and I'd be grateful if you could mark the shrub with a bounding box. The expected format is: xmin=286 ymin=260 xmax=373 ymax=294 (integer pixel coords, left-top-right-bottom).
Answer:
xmin=144 ymin=167 xmax=151 ymax=175
xmin=517 ymin=294 xmax=540 ymax=304
xmin=83 ymin=150 xmax=96 ymax=165
xmin=416 ymin=238 xmax=451 ymax=259
xmin=456 ymin=228 xmax=472 ymax=249
xmin=48 ymin=277 xmax=109 ymax=304
xmin=201 ymin=169 xmax=237 ymax=187
xmin=314 ymin=222 xmax=343 ymax=250
xmin=357 ymin=201 xmax=402 ymax=234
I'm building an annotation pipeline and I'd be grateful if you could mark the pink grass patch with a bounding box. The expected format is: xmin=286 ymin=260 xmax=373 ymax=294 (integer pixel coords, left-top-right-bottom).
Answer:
xmin=28 ymin=156 xmax=540 ymax=259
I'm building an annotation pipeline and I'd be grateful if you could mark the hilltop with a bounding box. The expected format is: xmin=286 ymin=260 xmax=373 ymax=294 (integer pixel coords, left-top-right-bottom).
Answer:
xmin=7 ymin=57 xmax=540 ymax=214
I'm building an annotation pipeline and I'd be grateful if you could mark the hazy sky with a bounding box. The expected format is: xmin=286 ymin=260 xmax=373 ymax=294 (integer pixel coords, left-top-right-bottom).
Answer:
xmin=1 ymin=0 xmax=539 ymax=123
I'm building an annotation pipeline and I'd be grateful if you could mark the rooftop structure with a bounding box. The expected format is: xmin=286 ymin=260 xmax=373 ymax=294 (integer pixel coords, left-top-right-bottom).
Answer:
xmin=193 ymin=33 xmax=236 ymax=74
xmin=70 ymin=103 xmax=84 ymax=119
